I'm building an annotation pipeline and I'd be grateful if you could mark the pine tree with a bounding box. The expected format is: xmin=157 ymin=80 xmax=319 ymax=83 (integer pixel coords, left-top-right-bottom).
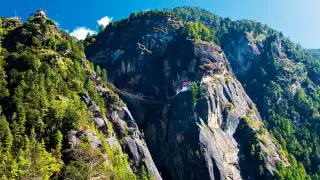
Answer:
xmin=96 ymin=65 xmax=102 ymax=76
xmin=0 ymin=114 xmax=13 ymax=154
xmin=102 ymin=68 xmax=108 ymax=82
xmin=21 ymin=129 xmax=61 ymax=180
xmin=11 ymin=106 xmax=27 ymax=151
xmin=86 ymin=32 xmax=91 ymax=39
xmin=190 ymin=83 xmax=199 ymax=105
xmin=0 ymin=56 xmax=9 ymax=97
xmin=54 ymin=130 xmax=63 ymax=150
xmin=0 ymin=114 xmax=16 ymax=179
xmin=99 ymin=25 xmax=105 ymax=33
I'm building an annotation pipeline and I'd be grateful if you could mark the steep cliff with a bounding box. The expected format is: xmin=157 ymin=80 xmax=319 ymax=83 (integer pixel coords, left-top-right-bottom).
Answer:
xmin=86 ymin=11 xmax=286 ymax=180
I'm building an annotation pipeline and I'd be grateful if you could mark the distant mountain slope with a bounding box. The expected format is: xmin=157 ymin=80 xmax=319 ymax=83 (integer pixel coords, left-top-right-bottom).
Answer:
xmin=308 ymin=49 xmax=320 ymax=58
xmin=172 ymin=6 xmax=320 ymax=179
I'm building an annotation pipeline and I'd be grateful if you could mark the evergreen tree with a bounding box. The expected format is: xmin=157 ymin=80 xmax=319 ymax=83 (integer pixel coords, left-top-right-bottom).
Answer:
xmin=98 ymin=25 xmax=105 ymax=33
xmin=102 ymin=68 xmax=108 ymax=82
xmin=190 ymin=83 xmax=199 ymax=105
xmin=21 ymin=129 xmax=60 ymax=180
xmin=0 ymin=114 xmax=13 ymax=154
xmin=95 ymin=65 xmax=102 ymax=76
xmin=86 ymin=32 xmax=91 ymax=39
xmin=0 ymin=113 xmax=16 ymax=179
xmin=0 ymin=56 xmax=9 ymax=97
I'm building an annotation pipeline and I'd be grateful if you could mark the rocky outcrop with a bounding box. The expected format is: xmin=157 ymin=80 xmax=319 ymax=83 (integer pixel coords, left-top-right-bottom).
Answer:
xmin=74 ymin=84 xmax=162 ymax=179
xmin=86 ymin=13 xmax=286 ymax=180
xmin=109 ymin=105 xmax=162 ymax=180
xmin=223 ymin=32 xmax=261 ymax=75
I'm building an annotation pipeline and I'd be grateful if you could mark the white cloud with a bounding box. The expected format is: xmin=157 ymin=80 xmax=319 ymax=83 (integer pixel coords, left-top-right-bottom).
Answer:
xmin=70 ymin=27 xmax=96 ymax=40
xmin=69 ymin=16 xmax=112 ymax=39
xmin=97 ymin=16 xmax=113 ymax=27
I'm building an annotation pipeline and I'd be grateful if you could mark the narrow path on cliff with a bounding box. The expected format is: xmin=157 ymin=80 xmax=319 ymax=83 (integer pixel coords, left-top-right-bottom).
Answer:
xmin=97 ymin=83 xmax=165 ymax=104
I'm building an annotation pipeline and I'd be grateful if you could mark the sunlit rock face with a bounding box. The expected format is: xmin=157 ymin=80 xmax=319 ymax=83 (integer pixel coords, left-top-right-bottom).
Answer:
xmin=86 ymin=13 xmax=285 ymax=180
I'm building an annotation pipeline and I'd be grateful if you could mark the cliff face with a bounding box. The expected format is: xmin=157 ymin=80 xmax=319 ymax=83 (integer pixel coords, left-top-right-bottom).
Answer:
xmin=222 ymin=32 xmax=262 ymax=75
xmin=69 ymin=83 xmax=162 ymax=180
xmin=86 ymin=13 xmax=286 ymax=180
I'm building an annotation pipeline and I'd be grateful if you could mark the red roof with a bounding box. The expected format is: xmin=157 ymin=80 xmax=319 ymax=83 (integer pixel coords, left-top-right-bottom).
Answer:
xmin=182 ymin=80 xmax=191 ymax=86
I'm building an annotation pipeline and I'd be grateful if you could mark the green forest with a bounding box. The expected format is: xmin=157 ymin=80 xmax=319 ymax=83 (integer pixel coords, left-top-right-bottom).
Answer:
xmin=0 ymin=14 xmax=151 ymax=179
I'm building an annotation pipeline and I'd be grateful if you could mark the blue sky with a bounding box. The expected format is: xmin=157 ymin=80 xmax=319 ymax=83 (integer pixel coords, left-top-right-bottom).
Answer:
xmin=0 ymin=0 xmax=319 ymax=48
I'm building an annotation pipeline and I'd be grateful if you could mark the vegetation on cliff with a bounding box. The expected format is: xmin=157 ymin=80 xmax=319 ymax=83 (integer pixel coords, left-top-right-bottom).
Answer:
xmin=172 ymin=6 xmax=320 ymax=179
xmin=0 ymin=13 xmax=152 ymax=179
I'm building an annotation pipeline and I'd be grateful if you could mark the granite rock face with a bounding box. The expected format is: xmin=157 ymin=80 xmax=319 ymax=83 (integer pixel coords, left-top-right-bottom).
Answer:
xmin=108 ymin=105 xmax=163 ymax=180
xmin=67 ymin=81 xmax=162 ymax=180
xmin=223 ymin=32 xmax=261 ymax=75
xmin=86 ymin=13 xmax=286 ymax=180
